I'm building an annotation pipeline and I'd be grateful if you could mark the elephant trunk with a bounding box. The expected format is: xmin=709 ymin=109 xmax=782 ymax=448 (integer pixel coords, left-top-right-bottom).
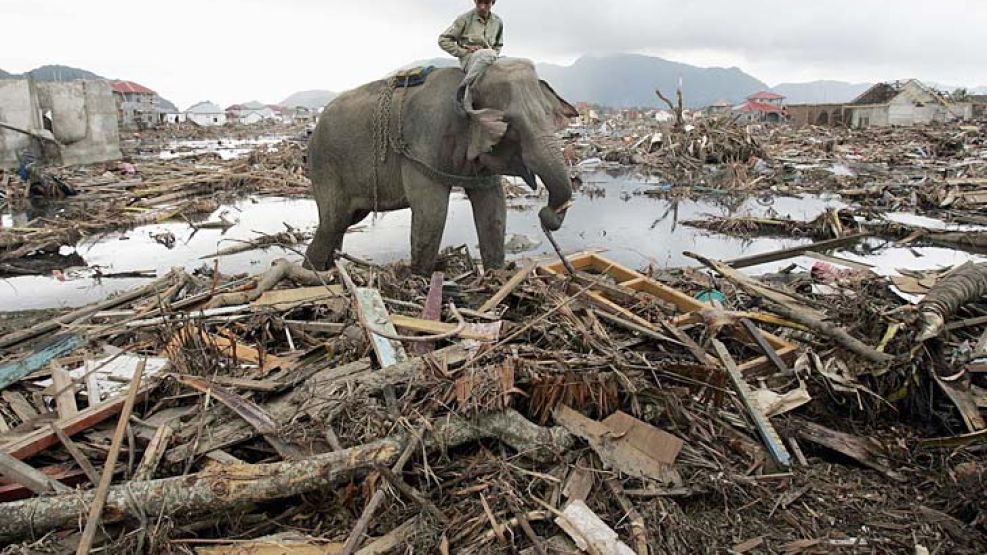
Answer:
xmin=522 ymin=133 xmax=572 ymax=231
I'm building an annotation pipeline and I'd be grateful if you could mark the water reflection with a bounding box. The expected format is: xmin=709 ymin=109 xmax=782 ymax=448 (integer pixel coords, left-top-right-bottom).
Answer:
xmin=1 ymin=172 xmax=844 ymax=311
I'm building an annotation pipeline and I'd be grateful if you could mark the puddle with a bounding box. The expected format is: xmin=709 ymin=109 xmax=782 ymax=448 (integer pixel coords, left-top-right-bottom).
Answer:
xmin=147 ymin=136 xmax=289 ymax=161
xmin=882 ymin=212 xmax=987 ymax=232
xmin=0 ymin=172 xmax=866 ymax=311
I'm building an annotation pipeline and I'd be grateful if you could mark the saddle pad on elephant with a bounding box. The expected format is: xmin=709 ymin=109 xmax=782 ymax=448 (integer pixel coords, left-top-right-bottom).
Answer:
xmin=392 ymin=65 xmax=436 ymax=88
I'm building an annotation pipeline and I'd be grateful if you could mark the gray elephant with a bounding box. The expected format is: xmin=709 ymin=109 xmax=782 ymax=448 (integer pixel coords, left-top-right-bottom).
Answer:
xmin=303 ymin=57 xmax=577 ymax=273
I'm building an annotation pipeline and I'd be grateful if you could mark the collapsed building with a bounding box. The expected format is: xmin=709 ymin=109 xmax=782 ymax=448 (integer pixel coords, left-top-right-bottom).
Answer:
xmin=0 ymin=79 xmax=121 ymax=169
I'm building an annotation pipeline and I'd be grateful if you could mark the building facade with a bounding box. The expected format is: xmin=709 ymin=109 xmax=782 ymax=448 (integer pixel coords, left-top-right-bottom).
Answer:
xmin=111 ymin=81 xmax=159 ymax=129
xmin=186 ymin=101 xmax=227 ymax=126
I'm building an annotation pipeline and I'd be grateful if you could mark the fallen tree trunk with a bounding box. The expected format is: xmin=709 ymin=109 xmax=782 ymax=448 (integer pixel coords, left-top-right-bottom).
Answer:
xmin=0 ymin=409 xmax=573 ymax=543
xmin=166 ymin=344 xmax=471 ymax=463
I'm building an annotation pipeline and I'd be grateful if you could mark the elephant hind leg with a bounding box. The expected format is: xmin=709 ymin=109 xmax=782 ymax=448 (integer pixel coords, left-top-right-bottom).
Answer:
xmin=304 ymin=207 xmax=372 ymax=270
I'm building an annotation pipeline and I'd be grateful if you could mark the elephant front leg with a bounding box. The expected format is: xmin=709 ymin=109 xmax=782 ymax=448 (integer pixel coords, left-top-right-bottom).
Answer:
xmin=405 ymin=168 xmax=451 ymax=274
xmin=466 ymin=178 xmax=506 ymax=271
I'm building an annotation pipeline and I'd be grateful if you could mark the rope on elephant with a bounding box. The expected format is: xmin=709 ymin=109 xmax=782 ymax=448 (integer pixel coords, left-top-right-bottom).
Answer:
xmin=371 ymin=75 xmax=502 ymax=200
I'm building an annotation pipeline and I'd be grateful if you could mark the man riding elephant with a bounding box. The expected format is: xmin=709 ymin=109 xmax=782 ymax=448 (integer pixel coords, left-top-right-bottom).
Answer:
xmin=302 ymin=1 xmax=575 ymax=275
xmin=439 ymin=0 xmax=504 ymax=110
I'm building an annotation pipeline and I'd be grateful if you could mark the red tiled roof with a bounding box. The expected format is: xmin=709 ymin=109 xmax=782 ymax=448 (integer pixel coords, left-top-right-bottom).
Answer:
xmin=737 ymin=101 xmax=787 ymax=114
xmin=112 ymin=80 xmax=155 ymax=94
xmin=747 ymin=91 xmax=784 ymax=101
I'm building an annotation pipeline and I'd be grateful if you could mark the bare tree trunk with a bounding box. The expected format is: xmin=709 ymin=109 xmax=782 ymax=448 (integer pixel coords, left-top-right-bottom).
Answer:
xmin=0 ymin=410 xmax=573 ymax=543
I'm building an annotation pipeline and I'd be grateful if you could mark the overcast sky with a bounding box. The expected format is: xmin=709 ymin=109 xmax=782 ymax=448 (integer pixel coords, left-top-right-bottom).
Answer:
xmin=2 ymin=0 xmax=985 ymax=109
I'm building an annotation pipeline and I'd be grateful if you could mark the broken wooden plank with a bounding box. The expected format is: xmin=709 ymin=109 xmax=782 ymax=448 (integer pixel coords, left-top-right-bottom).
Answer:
xmin=2 ymin=391 xmax=39 ymax=422
xmin=479 ymin=260 xmax=538 ymax=314
xmin=2 ymin=383 xmax=155 ymax=461
xmin=933 ymin=374 xmax=986 ymax=432
xmin=199 ymin=331 xmax=291 ymax=373
xmin=794 ymin=419 xmax=905 ymax=481
xmin=252 ymin=285 xmax=345 ymax=310
xmin=740 ymin=318 xmax=789 ymax=373
xmin=133 ymin=425 xmax=174 ymax=481
xmin=51 ymin=365 xmax=79 ymax=420
xmin=555 ymin=499 xmax=635 ymax=555
xmin=49 ymin=423 xmax=100 ymax=485
xmin=0 ymin=451 xmax=72 ymax=495
xmin=0 ymin=333 xmax=87 ymax=393
xmin=355 ymin=288 xmax=409 ymax=367
xmin=724 ymin=233 xmax=870 ymax=269
xmin=554 ymin=406 xmax=682 ymax=484
xmin=171 ymin=374 xmax=277 ymax=435
xmin=711 ymin=339 xmax=791 ymax=468
xmin=0 ymin=465 xmax=87 ymax=502
xmin=76 ymin=359 xmax=145 ymax=555
xmin=412 ymin=271 xmax=444 ymax=355
xmin=391 ymin=315 xmax=500 ymax=342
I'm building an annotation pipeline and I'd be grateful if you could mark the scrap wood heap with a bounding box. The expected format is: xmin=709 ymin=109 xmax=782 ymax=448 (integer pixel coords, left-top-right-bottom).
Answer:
xmin=0 ymin=245 xmax=985 ymax=554
xmin=567 ymin=118 xmax=987 ymax=212
xmin=0 ymin=139 xmax=309 ymax=277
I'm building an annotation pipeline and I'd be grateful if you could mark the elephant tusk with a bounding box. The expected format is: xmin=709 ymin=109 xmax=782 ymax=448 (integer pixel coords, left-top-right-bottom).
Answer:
xmin=554 ymin=200 xmax=574 ymax=213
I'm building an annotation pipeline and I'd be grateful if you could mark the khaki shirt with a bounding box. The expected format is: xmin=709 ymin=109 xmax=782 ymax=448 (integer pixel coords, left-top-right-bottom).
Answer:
xmin=438 ymin=9 xmax=504 ymax=59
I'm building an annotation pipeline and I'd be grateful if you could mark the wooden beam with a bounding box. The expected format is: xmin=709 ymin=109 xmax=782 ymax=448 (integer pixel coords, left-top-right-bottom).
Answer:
xmin=49 ymin=423 xmax=100 ymax=485
xmin=0 ymin=451 xmax=72 ymax=495
xmin=2 ymin=391 xmax=38 ymax=423
xmin=723 ymin=233 xmax=870 ymax=270
xmin=390 ymin=315 xmax=499 ymax=342
xmin=76 ymin=360 xmax=145 ymax=555
xmin=133 ymin=425 xmax=174 ymax=481
xmin=0 ymin=333 xmax=87 ymax=392
xmin=479 ymin=260 xmax=538 ymax=314
xmin=711 ymin=340 xmax=791 ymax=468
xmin=51 ymin=365 xmax=79 ymax=420
xmin=412 ymin=271 xmax=444 ymax=355
xmin=2 ymin=385 xmax=154 ymax=461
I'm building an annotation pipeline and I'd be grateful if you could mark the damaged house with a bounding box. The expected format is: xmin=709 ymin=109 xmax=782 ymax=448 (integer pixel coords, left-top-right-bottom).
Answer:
xmin=185 ymin=101 xmax=227 ymax=126
xmin=847 ymin=79 xmax=971 ymax=128
xmin=111 ymin=80 xmax=159 ymax=130
xmin=0 ymin=79 xmax=121 ymax=168
xmin=733 ymin=91 xmax=788 ymax=124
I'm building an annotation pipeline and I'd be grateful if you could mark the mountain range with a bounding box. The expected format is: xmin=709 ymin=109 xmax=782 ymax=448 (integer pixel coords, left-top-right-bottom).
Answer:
xmin=380 ymin=55 xmax=866 ymax=108
xmin=279 ymin=90 xmax=338 ymax=109
xmin=5 ymin=57 xmax=985 ymax=113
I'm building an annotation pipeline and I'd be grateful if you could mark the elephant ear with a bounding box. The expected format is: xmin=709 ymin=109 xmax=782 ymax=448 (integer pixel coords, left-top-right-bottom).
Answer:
xmin=540 ymin=80 xmax=579 ymax=130
xmin=464 ymin=87 xmax=508 ymax=160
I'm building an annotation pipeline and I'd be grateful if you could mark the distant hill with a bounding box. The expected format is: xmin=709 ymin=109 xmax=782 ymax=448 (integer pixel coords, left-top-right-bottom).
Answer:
xmin=22 ymin=64 xmax=105 ymax=81
xmin=534 ymin=53 xmax=768 ymax=109
xmin=772 ymin=80 xmax=872 ymax=104
xmin=0 ymin=68 xmax=10 ymax=78
xmin=158 ymin=97 xmax=178 ymax=112
xmin=279 ymin=90 xmax=338 ymax=109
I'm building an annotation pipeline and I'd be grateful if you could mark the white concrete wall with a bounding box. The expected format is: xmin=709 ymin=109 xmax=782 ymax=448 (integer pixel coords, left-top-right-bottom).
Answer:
xmin=188 ymin=112 xmax=226 ymax=126
xmin=0 ymin=80 xmax=41 ymax=168
xmin=36 ymin=80 xmax=122 ymax=166
xmin=851 ymin=106 xmax=889 ymax=128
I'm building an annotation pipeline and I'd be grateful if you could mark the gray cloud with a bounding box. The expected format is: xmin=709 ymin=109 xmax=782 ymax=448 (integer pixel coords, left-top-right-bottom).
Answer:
xmin=2 ymin=0 xmax=984 ymax=108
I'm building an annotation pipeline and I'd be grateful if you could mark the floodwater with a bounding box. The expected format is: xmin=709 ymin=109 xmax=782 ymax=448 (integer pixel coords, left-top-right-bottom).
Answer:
xmin=1 ymin=171 xmax=847 ymax=311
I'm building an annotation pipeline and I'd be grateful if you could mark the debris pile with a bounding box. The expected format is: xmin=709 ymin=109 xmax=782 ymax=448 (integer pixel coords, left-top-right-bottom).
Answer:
xmin=0 ymin=140 xmax=308 ymax=277
xmin=1 ymin=243 xmax=985 ymax=553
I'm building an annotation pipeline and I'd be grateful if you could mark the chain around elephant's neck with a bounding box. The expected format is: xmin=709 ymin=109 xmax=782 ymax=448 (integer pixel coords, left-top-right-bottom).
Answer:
xmin=371 ymin=78 xmax=499 ymax=211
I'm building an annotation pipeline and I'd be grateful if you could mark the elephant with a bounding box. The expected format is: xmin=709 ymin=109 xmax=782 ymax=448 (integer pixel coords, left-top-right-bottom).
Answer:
xmin=303 ymin=57 xmax=578 ymax=274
